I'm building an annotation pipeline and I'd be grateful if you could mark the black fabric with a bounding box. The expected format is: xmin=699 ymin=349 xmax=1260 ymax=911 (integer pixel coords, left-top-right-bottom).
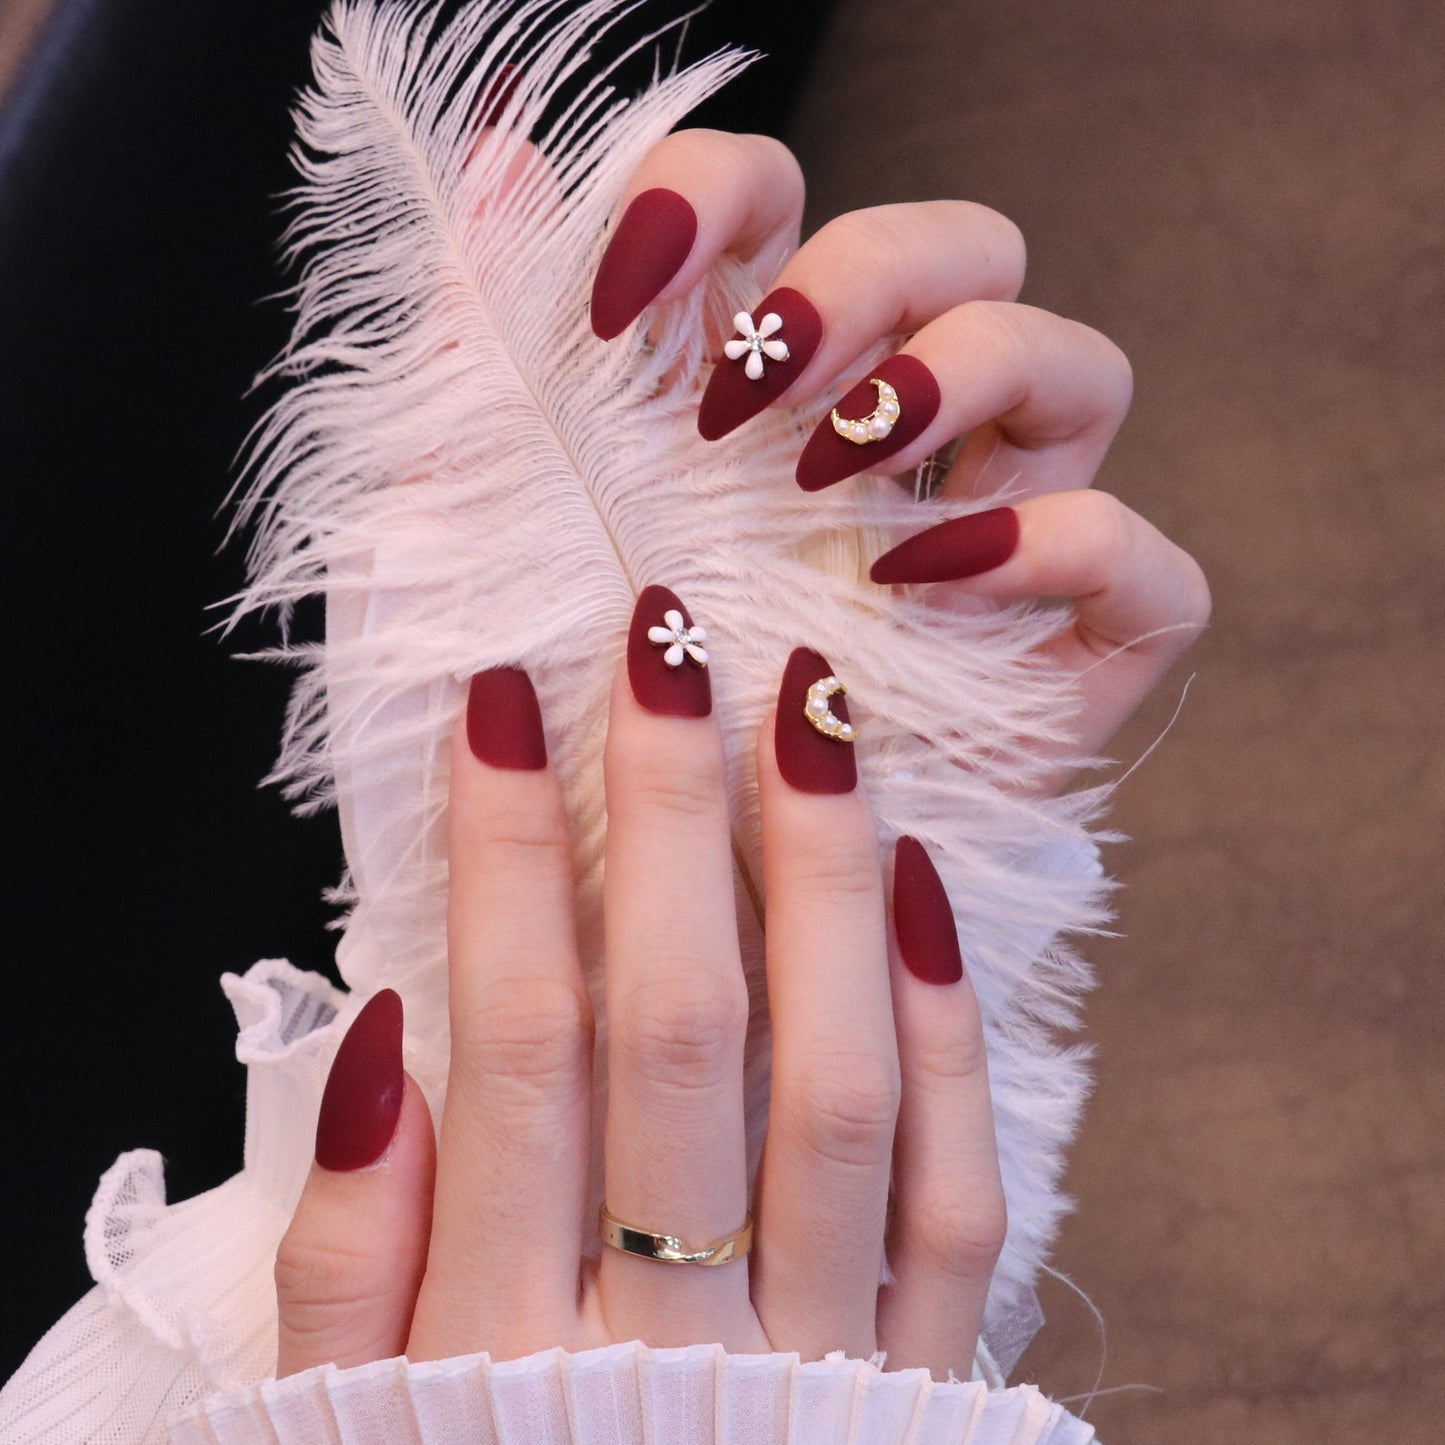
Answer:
xmin=0 ymin=0 xmax=835 ymax=1380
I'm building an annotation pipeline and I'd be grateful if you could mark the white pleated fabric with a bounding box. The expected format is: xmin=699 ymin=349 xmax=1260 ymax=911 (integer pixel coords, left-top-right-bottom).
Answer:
xmin=168 ymin=1342 xmax=1096 ymax=1445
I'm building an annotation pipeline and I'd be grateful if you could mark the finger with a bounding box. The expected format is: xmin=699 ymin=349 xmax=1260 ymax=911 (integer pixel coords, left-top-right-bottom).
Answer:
xmin=700 ymin=201 xmax=1027 ymax=439
xmin=795 ymin=302 xmax=1132 ymax=495
xmin=869 ymin=491 xmax=1212 ymax=761
xmin=407 ymin=668 xmax=593 ymax=1362
xmin=751 ymin=648 xmax=897 ymax=1360
xmin=877 ymin=839 xmax=1005 ymax=1379
xmin=590 ymin=129 xmax=805 ymax=339
xmin=275 ymin=992 xmax=436 ymax=1377
xmin=597 ymin=587 xmax=758 ymax=1348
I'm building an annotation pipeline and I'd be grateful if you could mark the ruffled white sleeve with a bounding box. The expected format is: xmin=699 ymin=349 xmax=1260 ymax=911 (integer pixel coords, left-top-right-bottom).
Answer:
xmin=167 ymin=1343 xmax=1097 ymax=1445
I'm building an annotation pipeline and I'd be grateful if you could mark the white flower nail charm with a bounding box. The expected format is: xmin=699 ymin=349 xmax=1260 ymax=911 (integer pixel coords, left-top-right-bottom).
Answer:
xmin=648 ymin=609 xmax=709 ymax=668
xmin=723 ymin=311 xmax=790 ymax=381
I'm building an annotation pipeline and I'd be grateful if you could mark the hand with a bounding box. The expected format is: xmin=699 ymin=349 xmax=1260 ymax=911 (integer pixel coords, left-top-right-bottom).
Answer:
xmin=275 ymin=611 xmax=1003 ymax=1381
xmin=592 ymin=131 xmax=1211 ymax=772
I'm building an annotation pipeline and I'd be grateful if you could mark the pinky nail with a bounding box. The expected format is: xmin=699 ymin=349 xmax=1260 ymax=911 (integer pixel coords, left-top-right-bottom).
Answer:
xmin=893 ymin=837 xmax=964 ymax=985
xmin=870 ymin=507 xmax=1020 ymax=585
xmin=590 ymin=188 xmax=697 ymax=340
xmin=467 ymin=667 xmax=548 ymax=770
xmin=315 ymin=990 xmax=405 ymax=1172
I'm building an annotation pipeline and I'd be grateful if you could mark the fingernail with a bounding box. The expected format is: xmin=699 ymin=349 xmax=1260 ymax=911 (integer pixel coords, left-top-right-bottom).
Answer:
xmin=315 ymin=990 xmax=405 ymax=1172
xmin=870 ymin=506 xmax=1020 ymax=585
xmin=698 ymin=287 xmax=824 ymax=440
xmin=628 ymin=584 xmax=711 ymax=717
xmin=467 ymin=667 xmax=548 ymax=770
xmin=795 ymin=353 xmax=941 ymax=492
xmin=590 ymin=188 xmax=697 ymax=341
xmin=893 ymin=837 xmax=964 ymax=985
xmin=774 ymin=646 xmax=857 ymax=794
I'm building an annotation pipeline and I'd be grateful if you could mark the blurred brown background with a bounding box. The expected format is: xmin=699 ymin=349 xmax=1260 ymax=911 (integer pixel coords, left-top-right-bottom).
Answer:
xmin=4 ymin=1 xmax=1441 ymax=1439
xmin=793 ymin=3 xmax=1445 ymax=1441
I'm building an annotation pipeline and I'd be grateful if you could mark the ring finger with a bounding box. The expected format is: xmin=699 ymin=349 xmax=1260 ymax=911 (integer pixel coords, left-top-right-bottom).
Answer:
xmin=751 ymin=647 xmax=898 ymax=1361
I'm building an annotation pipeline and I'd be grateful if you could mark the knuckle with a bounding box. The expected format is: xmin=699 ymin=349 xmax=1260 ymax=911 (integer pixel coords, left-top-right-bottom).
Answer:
xmin=957 ymin=201 xmax=1028 ymax=293
xmin=459 ymin=799 xmax=573 ymax=875
xmin=274 ymin=1229 xmax=384 ymax=1319
xmin=909 ymin=1019 xmax=990 ymax=1094
xmin=744 ymin=133 xmax=806 ymax=207
xmin=1073 ymin=487 xmax=1135 ymax=560
xmin=613 ymin=971 xmax=748 ymax=1092
xmin=1093 ymin=331 xmax=1135 ymax=413
xmin=618 ymin=760 xmax=727 ymax=825
xmin=786 ymin=1052 xmax=901 ymax=1171
xmin=455 ymin=976 xmax=593 ymax=1091
xmin=1175 ymin=550 xmax=1214 ymax=636
xmin=783 ymin=835 xmax=883 ymax=908
xmin=905 ymin=1182 xmax=1008 ymax=1279
xmin=608 ymin=731 xmax=728 ymax=826
xmin=957 ymin=301 xmax=1035 ymax=384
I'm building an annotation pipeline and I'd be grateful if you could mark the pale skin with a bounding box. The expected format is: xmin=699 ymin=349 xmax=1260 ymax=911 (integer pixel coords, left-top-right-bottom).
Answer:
xmin=273 ymin=130 xmax=1210 ymax=1382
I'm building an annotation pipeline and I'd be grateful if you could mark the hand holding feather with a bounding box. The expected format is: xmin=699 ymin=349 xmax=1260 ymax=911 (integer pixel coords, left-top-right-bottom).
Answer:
xmin=235 ymin=0 xmax=1203 ymax=1375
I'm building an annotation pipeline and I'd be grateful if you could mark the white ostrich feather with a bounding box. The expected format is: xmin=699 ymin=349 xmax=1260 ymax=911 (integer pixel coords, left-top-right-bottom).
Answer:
xmin=230 ymin=0 xmax=1114 ymax=1365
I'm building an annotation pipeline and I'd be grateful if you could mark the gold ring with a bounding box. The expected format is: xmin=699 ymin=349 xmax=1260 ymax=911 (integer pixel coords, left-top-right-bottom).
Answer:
xmin=599 ymin=1205 xmax=753 ymax=1266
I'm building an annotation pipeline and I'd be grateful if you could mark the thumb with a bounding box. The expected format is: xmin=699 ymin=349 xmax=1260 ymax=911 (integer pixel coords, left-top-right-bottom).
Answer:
xmin=275 ymin=989 xmax=436 ymax=1376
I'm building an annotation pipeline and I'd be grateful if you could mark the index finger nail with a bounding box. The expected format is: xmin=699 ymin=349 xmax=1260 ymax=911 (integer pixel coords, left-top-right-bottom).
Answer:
xmin=590 ymin=189 xmax=697 ymax=340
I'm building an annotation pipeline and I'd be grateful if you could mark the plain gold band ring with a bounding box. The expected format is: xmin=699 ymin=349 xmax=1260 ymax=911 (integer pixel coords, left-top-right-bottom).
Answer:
xmin=599 ymin=1205 xmax=753 ymax=1266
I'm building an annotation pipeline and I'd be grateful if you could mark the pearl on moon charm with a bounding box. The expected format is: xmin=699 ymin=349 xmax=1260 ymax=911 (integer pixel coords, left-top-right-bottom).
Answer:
xmin=647 ymin=608 xmax=709 ymax=669
xmin=723 ymin=311 xmax=790 ymax=381
xmin=803 ymin=675 xmax=856 ymax=742
xmin=831 ymin=377 xmax=901 ymax=445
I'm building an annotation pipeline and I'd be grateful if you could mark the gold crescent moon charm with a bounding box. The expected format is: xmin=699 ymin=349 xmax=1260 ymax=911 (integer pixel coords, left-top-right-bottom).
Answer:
xmin=804 ymin=675 xmax=856 ymax=741
xmin=831 ymin=377 xmax=901 ymax=445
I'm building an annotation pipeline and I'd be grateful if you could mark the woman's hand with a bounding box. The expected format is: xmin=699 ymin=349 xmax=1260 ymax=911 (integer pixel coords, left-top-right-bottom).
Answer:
xmin=591 ymin=131 xmax=1210 ymax=770
xmin=275 ymin=600 xmax=1003 ymax=1381
xmin=273 ymin=128 xmax=1208 ymax=1384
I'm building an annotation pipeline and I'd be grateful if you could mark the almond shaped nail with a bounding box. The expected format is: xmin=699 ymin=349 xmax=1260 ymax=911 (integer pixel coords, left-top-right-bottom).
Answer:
xmin=628 ymin=584 xmax=711 ymax=717
xmin=796 ymin=352 xmax=941 ymax=492
xmin=315 ymin=990 xmax=405 ymax=1172
xmin=893 ymin=837 xmax=964 ymax=985
xmin=590 ymin=188 xmax=697 ymax=341
xmin=467 ymin=666 xmax=547 ymax=769
xmin=774 ymin=646 xmax=857 ymax=794
xmin=870 ymin=507 xmax=1021 ymax=585
xmin=698 ymin=287 xmax=824 ymax=440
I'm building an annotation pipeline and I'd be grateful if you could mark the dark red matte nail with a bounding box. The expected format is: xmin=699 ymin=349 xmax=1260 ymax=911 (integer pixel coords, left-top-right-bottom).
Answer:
xmin=795 ymin=353 xmax=941 ymax=492
xmin=870 ymin=506 xmax=1021 ymax=586
xmin=467 ymin=667 xmax=547 ymax=770
xmin=774 ymin=647 xmax=857 ymax=794
xmin=475 ymin=63 xmax=522 ymax=129
xmin=628 ymin=585 xmax=712 ymax=718
xmin=590 ymin=189 xmax=697 ymax=341
xmin=893 ymin=837 xmax=964 ymax=985
xmin=315 ymin=990 xmax=405 ymax=1172
xmin=698 ymin=287 xmax=824 ymax=440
